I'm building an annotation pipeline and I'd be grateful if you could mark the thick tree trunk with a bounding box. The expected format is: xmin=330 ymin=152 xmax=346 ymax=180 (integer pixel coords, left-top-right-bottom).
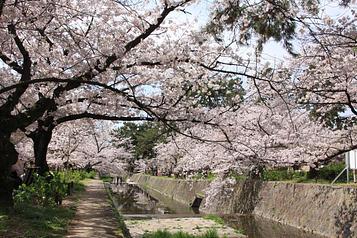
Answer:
xmin=30 ymin=128 xmax=53 ymax=175
xmin=0 ymin=132 xmax=19 ymax=206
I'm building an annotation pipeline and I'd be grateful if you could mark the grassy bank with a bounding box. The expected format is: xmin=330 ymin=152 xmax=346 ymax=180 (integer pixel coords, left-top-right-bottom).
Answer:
xmin=203 ymin=214 xmax=225 ymax=225
xmin=225 ymin=162 xmax=356 ymax=185
xmin=100 ymin=175 xmax=113 ymax=183
xmin=142 ymin=229 xmax=225 ymax=238
xmin=142 ymin=161 xmax=354 ymax=185
xmin=0 ymin=204 xmax=76 ymax=237
xmin=261 ymin=162 xmax=351 ymax=184
xmin=0 ymin=170 xmax=94 ymax=237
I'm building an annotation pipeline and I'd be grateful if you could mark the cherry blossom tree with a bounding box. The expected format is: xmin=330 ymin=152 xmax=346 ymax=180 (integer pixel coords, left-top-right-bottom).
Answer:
xmin=0 ymin=0 xmax=242 ymax=203
xmin=291 ymin=10 xmax=357 ymax=128
xmin=154 ymin=89 xmax=357 ymax=178
xmin=1 ymin=0 xmax=356 ymax=207
xmin=47 ymin=120 xmax=133 ymax=176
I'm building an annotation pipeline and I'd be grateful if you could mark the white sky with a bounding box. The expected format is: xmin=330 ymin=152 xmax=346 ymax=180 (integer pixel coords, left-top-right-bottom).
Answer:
xmin=169 ymin=0 xmax=291 ymax=65
xmin=172 ymin=0 xmax=355 ymax=65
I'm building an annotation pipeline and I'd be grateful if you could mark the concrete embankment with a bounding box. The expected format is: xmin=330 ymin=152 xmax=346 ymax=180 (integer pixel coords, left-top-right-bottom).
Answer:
xmin=130 ymin=174 xmax=209 ymax=206
xmin=130 ymin=174 xmax=357 ymax=238
xmin=212 ymin=180 xmax=357 ymax=238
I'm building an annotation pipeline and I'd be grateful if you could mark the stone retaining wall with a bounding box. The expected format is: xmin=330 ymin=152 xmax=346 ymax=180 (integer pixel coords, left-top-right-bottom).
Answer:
xmin=130 ymin=174 xmax=357 ymax=238
xmin=130 ymin=174 xmax=209 ymax=206
xmin=252 ymin=182 xmax=357 ymax=238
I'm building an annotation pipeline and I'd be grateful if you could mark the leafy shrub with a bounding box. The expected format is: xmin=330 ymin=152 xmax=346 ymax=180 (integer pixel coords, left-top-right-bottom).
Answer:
xmin=317 ymin=162 xmax=346 ymax=181
xmin=13 ymin=170 xmax=94 ymax=207
xmin=14 ymin=173 xmax=66 ymax=207
xmin=263 ymin=168 xmax=292 ymax=181
xmin=262 ymin=162 xmax=350 ymax=183
xmin=262 ymin=168 xmax=307 ymax=182
xmin=59 ymin=170 xmax=96 ymax=184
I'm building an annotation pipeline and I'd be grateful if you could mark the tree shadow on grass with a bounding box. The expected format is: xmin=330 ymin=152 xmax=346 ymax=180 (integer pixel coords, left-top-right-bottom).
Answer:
xmin=0 ymin=205 xmax=75 ymax=238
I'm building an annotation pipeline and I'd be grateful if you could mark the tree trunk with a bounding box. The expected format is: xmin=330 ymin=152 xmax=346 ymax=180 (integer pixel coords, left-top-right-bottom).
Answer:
xmin=0 ymin=132 xmax=19 ymax=206
xmin=28 ymin=116 xmax=56 ymax=176
xmin=30 ymin=128 xmax=53 ymax=175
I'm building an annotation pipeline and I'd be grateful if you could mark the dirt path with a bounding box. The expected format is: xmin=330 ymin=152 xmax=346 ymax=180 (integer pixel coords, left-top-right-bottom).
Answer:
xmin=66 ymin=179 xmax=120 ymax=238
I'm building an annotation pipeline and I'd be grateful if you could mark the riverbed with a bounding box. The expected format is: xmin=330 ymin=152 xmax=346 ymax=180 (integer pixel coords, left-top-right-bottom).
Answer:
xmin=110 ymin=182 xmax=326 ymax=238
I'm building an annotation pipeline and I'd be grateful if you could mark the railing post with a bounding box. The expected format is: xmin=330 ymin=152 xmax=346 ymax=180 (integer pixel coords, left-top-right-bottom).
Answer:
xmin=346 ymin=151 xmax=350 ymax=183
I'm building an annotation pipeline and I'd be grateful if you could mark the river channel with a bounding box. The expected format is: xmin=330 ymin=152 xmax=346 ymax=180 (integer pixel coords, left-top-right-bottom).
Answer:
xmin=110 ymin=182 xmax=326 ymax=238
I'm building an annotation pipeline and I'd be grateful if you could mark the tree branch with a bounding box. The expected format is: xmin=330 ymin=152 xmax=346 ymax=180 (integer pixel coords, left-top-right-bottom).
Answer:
xmin=0 ymin=52 xmax=23 ymax=74
xmin=56 ymin=113 xmax=154 ymax=125
xmin=0 ymin=0 xmax=5 ymax=17
xmin=0 ymin=24 xmax=32 ymax=114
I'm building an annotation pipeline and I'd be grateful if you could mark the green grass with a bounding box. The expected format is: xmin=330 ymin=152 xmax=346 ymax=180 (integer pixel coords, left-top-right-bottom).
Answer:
xmin=73 ymin=181 xmax=86 ymax=192
xmin=227 ymin=171 xmax=247 ymax=181
xmin=191 ymin=172 xmax=216 ymax=181
xmin=59 ymin=170 xmax=96 ymax=183
xmin=0 ymin=205 xmax=76 ymax=238
xmin=203 ymin=214 xmax=225 ymax=225
xmin=100 ymin=175 xmax=113 ymax=183
xmin=142 ymin=229 xmax=225 ymax=238
xmin=261 ymin=162 xmax=353 ymax=184
xmin=0 ymin=169 xmax=92 ymax=238
xmin=143 ymin=162 xmax=354 ymax=185
xmin=205 ymin=172 xmax=216 ymax=182
xmin=203 ymin=214 xmax=245 ymax=236
xmin=235 ymin=228 xmax=245 ymax=235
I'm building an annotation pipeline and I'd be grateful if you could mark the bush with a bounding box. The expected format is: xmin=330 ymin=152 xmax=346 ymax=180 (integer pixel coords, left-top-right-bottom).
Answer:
xmin=263 ymin=168 xmax=291 ymax=181
xmin=262 ymin=162 xmax=349 ymax=183
xmin=262 ymin=168 xmax=307 ymax=182
xmin=13 ymin=170 xmax=95 ymax=208
xmin=14 ymin=173 xmax=66 ymax=207
xmin=59 ymin=170 xmax=96 ymax=184
xmin=317 ymin=162 xmax=346 ymax=181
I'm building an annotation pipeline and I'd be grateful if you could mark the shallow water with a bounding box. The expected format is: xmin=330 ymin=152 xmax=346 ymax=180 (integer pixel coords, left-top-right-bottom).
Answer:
xmin=112 ymin=183 xmax=327 ymax=238
xmin=111 ymin=183 xmax=199 ymax=218
xmin=223 ymin=214 xmax=326 ymax=238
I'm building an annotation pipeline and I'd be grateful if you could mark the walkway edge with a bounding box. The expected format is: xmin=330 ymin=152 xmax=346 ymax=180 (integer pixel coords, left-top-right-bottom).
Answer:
xmin=104 ymin=182 xmax=132 ymax=238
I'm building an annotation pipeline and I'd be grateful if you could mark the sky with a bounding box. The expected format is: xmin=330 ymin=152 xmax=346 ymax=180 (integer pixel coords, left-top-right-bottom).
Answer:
xmin=170 ymin=0 xmax=355 ymax=64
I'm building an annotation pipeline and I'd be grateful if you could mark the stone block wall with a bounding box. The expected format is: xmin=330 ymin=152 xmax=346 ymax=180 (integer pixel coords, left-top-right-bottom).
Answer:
xmin=130 ymin=174 xmax=357 ymax=237
xmin=130 ymin=174 xmax=209 ymax=206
